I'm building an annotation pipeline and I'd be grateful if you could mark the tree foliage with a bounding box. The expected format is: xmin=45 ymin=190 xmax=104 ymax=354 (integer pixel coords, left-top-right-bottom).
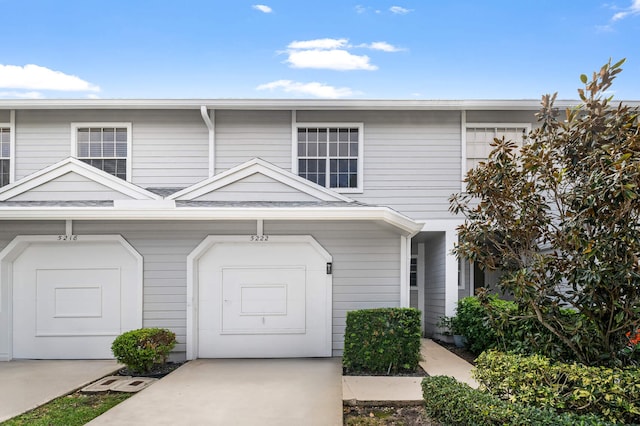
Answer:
xmin=450 ymin=59 xmax=640 ymax=366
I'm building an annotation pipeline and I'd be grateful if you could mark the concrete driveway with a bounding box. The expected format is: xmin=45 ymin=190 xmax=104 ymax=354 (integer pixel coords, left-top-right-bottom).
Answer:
xmin=88 ymin=358 xmax=343 ymax=426
xmin=0 ymin=359 xmax=120 ymax=422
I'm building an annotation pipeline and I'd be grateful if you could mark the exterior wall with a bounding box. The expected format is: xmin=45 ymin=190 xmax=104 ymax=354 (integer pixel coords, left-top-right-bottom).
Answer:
xmin=0 ymin=219 xmax=401 ymax=359
xmin=194 ymin=174 xmax=319 ymax=202
xmin=215 ymin=110 xmax=292 ymax=173
xmin=0 ymin=111 xmax=9 ymax=122
xmin=296 ymin=110 xmax=462 ymax=220
xmin=14 ymin=110 xmax=209 ymax=187
xmin=7 ymin=172 xmax=134 ymax=201
xmin=466 ymin=110 xmax=538 ymax=124
xmin=423 ymin=233 xmax=446 ymax=336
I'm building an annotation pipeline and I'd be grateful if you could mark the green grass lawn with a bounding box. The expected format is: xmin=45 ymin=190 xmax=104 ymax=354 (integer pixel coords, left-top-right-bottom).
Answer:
xmin=0 ymin=391 xmax=131 ymax=426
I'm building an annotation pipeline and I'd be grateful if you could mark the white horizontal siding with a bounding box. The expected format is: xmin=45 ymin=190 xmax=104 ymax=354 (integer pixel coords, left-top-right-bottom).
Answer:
xmin=195 ymin=173 xmax=318 ymax=202
xmin=14 ymin=110 xmax=209 ymax=187
xmin=8 ymin=172 xmax=134 ymax=201
xmin=423 ymin=233 xmax=446 ymax=337
xmin=215 ymin=110 xmax=292 ymax=172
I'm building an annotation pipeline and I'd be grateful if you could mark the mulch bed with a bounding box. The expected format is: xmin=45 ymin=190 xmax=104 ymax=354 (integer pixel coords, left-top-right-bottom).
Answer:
xmin=343 ymin=364 xmax=428 ymax=377
xmin=343 ymin=405 xmax=441 ymax=425
xmin=117 ymin=362 xmax=185 ymax=379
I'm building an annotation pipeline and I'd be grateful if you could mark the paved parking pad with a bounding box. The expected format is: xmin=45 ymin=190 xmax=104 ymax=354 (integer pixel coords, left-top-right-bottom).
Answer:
xmin=0 ymin=359 xmax=120 ymax=422
xmin=88 ymin=358 xmax=343 ymax=426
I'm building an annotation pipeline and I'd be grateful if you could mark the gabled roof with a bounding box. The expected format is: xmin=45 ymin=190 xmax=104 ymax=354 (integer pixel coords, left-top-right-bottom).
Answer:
xmin=0 ymin=157 xmax=161 ymax=201
xmin=168 ymin=158 xmax=354 ymax=203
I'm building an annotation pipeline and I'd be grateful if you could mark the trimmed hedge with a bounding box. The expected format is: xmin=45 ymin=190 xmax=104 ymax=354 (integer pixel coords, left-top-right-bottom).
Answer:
xmin=111 ymin=328 xmax=176 ymax=374
xmin=474 ymin=350 xmax=640 ymax=424
xmin=422 ymin=376 xmax=609 ymax=426
xmin=342 ymin=308 xmax=421 ymax=374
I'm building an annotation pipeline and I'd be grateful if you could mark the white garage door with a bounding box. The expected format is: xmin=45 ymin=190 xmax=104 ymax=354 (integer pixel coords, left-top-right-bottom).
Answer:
xmin=12 ymin=239 xmax=141 ymax=359
xmin=194 ymin=236 xmax=332 ymax=358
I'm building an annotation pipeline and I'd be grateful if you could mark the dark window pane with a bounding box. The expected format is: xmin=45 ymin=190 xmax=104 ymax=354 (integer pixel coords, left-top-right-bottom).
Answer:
xmin=298 ymin=159 xmax=306 ymax=173
xmin=308 ymin=128 xmax=317 ymax=142
xmin=349 ymin=128 xmax=359 ymax=141
xmin=298 ymin=129 xmax=306 ymax=142
xmin=339 ymin=129 xmax=348 ymax=142
xmin=330 ymin=159 xmax=337 ymax=172
xmin=308 ymin=142 xmax=317 ymax=156
xmin=350 ymin=143 xmax=358 ymax=156
xmin=116 ymin=128 xmax=127 ymax=142
xmin=338 ymin=159 xmax=348 ymax=172
xmin=318 ymin=141 xmax=327 ymax=156
xmin=318 ymin=129 xmax=327 ymax=142
xmin=103 ymin=159 xmax=116 ymax=175
xmin=298 ymin=142 xmax=306 ymax=157
xmin=339 ymin=142 xmax=348 ymax=156
xmin=349 ymin=159 xmax=358 ymax=172
xmin=103 ymin=141 xmax=115 ymax=157
xmin=339 ymin=174 xmax=348 ymax=187
xmin=0 ymin=159 xmax=8 ymax=187
xmin=116 ymin=143 xmax=127 ymax=157
xmin=308 ymin=159 xmax=317 ymax=172
xmin=90 ymin=128 xmax=101 ymax=142
xmin=329 ymin=142 xmax=337 ymax=156
xmin=317 ymin=173 xmax=326 ymax=187
xmin=1 ymin=142 xmax=9 ymax=157
xmin=77 ymin=128 xmax=90 ymax=143
xmin=329 ymin=129 xmax=338 ymax=142
xmin=78 ymin=142 xmax=89 ymax=157
xmin=90 ymin=143 xmax=101 ymax=156
xmin=318 ymin=159 xmax=326 ymax=175
xmin=349 ymin=174 xmax=358 ymax=187
xmin=330 ymin=174 xmax=337 ymax=187
xmin=307 ymin=174 xmax=318 ymax=184
xmin=103 ymin=128 xmax=115 ymax=142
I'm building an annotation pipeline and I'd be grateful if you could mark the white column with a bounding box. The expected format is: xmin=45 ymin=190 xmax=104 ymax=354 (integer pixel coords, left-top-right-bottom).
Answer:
xmin=417 ymin=242 xmax=425 ymax=331
xmin=400 ymin=235 xmax=410 ymax=307
xmin=444 ymin=230 xmax=459 ymax=317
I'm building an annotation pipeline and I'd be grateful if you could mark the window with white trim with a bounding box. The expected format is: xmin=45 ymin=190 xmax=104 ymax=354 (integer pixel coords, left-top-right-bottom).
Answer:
xmin=72 ymin=123 xmax=131 ymax=180
xmin=0 ymin=127 xmax=10 ymax=187
xmin=296 ymin=124 xmax=363 ymax=192
xmin=466 ymin=124 xmax=529 ymax=170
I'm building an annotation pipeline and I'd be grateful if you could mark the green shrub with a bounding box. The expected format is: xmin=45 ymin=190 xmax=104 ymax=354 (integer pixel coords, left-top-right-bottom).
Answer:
xmin=342 ymin=308 xmax=421 ymax=374
xmin=474 ymin=350 xmax=640 ymax=424
xmin=422 ymin=375 xmax=609 ymax=426
xmin=111 ymin=328 xmax=177 ymax=374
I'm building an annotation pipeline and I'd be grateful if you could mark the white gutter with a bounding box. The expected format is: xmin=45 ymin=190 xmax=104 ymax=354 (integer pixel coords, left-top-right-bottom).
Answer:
xmin=200 ymin=106 xmax=215 ymax=177
xmin=0 ymin=206 xmax=422 ymax=235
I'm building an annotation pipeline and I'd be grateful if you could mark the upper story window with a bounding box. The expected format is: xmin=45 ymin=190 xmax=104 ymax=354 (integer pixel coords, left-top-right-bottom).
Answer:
xmin=465 ymin=124 xmax=530 ymax=171
xmin=71 ymin=123 xmax=131 ymax=181
xmin=0 ymin=127 xmax=10 ymax=187
xmin=295 ymin=123 xmax=363 ymax=193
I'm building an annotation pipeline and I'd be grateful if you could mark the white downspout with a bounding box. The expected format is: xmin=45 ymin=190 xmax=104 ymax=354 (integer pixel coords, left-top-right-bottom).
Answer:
xmin=200 ymin=106 xmax=215 ymax=177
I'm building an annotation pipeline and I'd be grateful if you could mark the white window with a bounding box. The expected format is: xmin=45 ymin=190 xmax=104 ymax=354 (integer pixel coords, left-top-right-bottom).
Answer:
xmin=71 ymin=123 xmax=132 ymax=180
xmin=0 ymin=127 xmax=10 ymax=187
xmin=294 ymin=123 xmax=363 ymax=192
xmin=465 ymin=124 xmax=530 ymax=171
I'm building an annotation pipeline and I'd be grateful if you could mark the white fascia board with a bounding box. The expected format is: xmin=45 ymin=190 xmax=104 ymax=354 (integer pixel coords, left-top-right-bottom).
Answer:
xmin=0 ymin=157 xmax=161 ymax=201
xmin=0 ymin=206 xmax=421 ymax=234
xmin=0 ymin=98 xmax=628 ymax=111
xmin=168 ymin=158 xmax=353 ymax=202
xmin=417 ymin=218 xmax=465 ymax=232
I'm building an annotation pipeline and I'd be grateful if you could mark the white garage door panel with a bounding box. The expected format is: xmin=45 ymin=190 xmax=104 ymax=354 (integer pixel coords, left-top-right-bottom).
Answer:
xmin=196 ymin=237 xmax=331 ymax=358
xmin=12 ymin=240 xmax=140 ymax=359
xmin=222 ymin=267 xmax=306 ymax=334
xmin=35 ymin=268 xmax=121 ymax=336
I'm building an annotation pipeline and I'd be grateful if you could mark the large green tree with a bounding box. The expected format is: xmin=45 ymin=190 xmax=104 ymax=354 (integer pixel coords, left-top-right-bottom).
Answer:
xmin=451 ymin=59 xmax=640 ymax=365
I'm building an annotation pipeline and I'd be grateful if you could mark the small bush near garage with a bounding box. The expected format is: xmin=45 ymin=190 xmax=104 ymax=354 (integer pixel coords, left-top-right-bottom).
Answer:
xmin=474 ymin=350 xmax=640 ymax=424
xmin=111 ymin=328 xmax=177 ymax=374
xmin=342 ymin=308 xmax=421 ymax=375
xmin=421 ymin=376 xmax=609 ymax=426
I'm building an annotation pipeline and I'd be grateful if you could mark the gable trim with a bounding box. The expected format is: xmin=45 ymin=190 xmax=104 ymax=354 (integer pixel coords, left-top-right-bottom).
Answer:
xmin=168 ymin=158 xmax=353 ymax=202
xmin=0 ymin=157 xmax=161 ymax=201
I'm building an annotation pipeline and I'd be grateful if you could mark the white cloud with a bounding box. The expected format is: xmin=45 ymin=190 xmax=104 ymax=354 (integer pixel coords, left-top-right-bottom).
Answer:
xmin=0 ymin=91 xmax=44 ymax=99
xmin=389 ymin=6 xmax=412 ymax=14
xmin=355 ymin=5 xmax=367 ymax=14
xmin=256 ymin=80 xmax=355 ymax=98
xmin=288 ymin=38 xmax=348 ymax=50
xmin=286 ymin=49 xmax=377 ymax=71
xmin=252 ymin=4 xmax=272 ymax=13
xmin=0 ymin=64 xmax=100 ymax=92
xmin=609 ymin=0 xmax=640 ymax=21
xmin=284 ymin=38 xmax=378 ymax=71
xmin=360 ymin=41 xmax=405 ymax=52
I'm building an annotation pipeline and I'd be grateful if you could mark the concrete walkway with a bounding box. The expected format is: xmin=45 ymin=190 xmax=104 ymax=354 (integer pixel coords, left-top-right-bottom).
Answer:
xmin=0 ymin=359 xmax=120 ymax=422
xmin=87 ymin=358 xmax=343 ymax=426
xmin=342 ymin=339 xmax=477 ymax=405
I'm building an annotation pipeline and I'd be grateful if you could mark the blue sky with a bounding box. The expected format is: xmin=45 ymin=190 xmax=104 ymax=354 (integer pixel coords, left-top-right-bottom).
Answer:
xmin=0 ymin=0 xmax=639 ymax=100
